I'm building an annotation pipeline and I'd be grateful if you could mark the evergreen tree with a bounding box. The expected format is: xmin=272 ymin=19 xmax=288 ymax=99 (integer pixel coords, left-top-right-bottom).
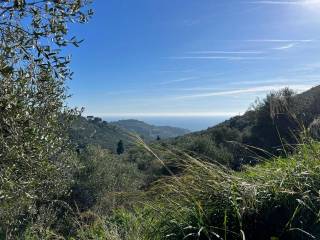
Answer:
xmin=117 ymin=140 xmax=125 ymax=155
xmin=157 ymin=135 xmax=161 ymax=141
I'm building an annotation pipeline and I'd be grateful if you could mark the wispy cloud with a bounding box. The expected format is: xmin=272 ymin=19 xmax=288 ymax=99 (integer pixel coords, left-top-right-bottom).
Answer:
xmin=291 ymin=62 xmax=320 ymax=73
xmin=159 ymin=77 xmax=199 ymax=85
xmin=176 ymin=87 xmax=224 ymax=91
xmin=245 ymin=39 xmax=314 ymax=51
xmin=188 ymin=51 xmax=264 ymax=54
xmin=170 ymin=49 xmax=266 ymax=61
xmin=248 ymin=0 xmax=320 ymax=6
xmin=169 ymin=56 xmax=266 ymax=60
xmin=157 ymin=69 xmax=195 ymax=73
xmin=175 ymin=84 xmax=314 ymax=99
xmin=232 ymin=77 xmax=320 ymax=85
xmin=246 ymin=39 xmax=314 ymax=42
xmin=273 ymin=43 xmax=297 ymax=50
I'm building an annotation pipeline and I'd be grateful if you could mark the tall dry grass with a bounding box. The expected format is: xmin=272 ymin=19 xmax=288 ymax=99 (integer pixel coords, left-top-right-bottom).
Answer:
xmin=105 ymin=133 xmax=320 ymax=240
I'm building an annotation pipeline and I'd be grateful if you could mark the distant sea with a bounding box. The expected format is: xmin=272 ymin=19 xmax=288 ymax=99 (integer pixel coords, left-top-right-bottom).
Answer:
xmin=103 ymin=116 xmax=231 ymax=132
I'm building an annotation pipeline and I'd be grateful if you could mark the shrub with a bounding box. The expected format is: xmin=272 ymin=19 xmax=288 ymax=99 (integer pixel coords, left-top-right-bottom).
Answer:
xmin=71 ymin=145 xmax=144 ymax=214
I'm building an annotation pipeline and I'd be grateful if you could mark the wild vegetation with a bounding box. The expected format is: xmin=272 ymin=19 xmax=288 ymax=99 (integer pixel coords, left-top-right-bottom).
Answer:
xmin=103 ymin=136 xmax=320 ymax=240
xmin=69 ymin=116 xmax=189 ymax=153
xmin=1 ymin=1 xmax=320 ymax=239
xmin=171 ymin=87 xmax=320 ymax=168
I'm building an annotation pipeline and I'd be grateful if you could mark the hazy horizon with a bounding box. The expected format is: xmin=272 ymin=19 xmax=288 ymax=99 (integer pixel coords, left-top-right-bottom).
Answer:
xmin=100 ymin=115 xmax=231 ymax=131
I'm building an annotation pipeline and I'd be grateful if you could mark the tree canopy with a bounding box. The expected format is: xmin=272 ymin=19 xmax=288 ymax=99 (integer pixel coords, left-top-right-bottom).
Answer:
xmin=0 ymin=0 xmax=93 ymax=237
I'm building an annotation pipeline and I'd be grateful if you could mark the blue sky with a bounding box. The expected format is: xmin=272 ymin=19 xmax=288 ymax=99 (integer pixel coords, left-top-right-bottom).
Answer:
xmin=68 ymin=0 xmax=320 ymax=117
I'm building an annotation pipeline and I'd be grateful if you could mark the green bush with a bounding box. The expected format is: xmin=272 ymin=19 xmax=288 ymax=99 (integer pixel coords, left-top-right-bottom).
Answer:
xmin=72 ymin=145 xmax=144 ymax=214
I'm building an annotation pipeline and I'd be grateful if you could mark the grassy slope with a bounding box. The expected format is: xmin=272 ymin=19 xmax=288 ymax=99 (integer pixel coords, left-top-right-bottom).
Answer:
xmin=104 ymin=138 xmax=320 ymax=240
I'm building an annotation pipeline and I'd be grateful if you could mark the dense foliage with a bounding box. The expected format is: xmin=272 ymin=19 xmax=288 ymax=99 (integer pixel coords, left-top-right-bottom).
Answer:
xmin=0 ymin=69 xmax=78 ymax=238
xmin=71 ymin=145 xmax=144 ymax=214
xmin=0 ymin=0 xmax=92 ymax=238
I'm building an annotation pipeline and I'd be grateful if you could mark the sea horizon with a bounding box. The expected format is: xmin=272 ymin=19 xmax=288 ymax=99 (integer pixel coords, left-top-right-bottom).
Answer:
xmin=101 ymin=115 xmax=232 ymax=132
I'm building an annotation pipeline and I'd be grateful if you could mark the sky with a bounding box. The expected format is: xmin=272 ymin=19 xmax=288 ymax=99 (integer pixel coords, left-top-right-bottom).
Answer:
xmin=67 ymin=0 xmax=320 ymax=118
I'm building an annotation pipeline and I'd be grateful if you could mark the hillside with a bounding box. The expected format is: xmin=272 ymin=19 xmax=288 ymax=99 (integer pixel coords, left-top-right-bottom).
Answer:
xmin=69 ymin=116 xmax=190 ymax=153
xmin=170 ymin=86 xmax=320 ymax=168
xmin=69 ymin=116 xmax=133 ymax=152
xmin=111 ymin=119 xmax=190 ymax=141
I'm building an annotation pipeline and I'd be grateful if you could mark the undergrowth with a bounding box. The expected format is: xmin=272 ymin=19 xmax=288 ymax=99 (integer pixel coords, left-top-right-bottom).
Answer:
xmin=104 ymin=137 xmax=320 ymax=240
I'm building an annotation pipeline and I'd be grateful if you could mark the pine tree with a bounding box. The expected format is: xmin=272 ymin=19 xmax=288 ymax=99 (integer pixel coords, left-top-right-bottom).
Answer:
xmin=117 ymin=140 xmax=125 ymax=155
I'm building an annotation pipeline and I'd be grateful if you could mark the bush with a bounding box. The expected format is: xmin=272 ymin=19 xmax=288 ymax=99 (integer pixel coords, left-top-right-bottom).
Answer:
xmin=71 ymin=145 xmax=144 ymax=214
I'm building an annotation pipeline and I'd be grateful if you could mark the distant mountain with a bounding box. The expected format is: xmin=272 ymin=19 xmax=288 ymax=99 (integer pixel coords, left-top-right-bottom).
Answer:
xmin=69 ymin=116 xmax=190 ymax=153
xmin=110 ymin=119 xmax=190 ymax=141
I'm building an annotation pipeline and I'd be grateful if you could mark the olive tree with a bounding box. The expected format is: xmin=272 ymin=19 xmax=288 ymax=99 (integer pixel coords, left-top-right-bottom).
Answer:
xmin=0 ymin=0 xmax=93 ymax=237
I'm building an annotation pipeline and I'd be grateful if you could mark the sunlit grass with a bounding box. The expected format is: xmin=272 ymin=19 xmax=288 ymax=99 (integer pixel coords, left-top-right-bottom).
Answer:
xmin=105 ymin=136 xmax=320 ymax=239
